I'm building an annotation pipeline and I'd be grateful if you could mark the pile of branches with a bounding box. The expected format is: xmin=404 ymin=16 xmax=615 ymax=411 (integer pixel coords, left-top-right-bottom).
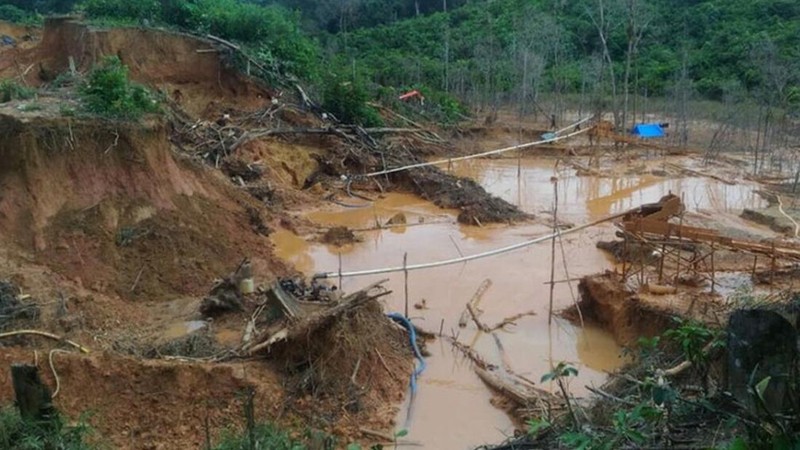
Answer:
xmin=242 ymin=281 xmax=413 ymax=411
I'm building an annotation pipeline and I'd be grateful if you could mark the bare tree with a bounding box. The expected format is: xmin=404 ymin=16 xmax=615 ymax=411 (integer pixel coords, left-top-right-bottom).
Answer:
xmin=587 ymin=0 xmax=623 ymax=129
xmin=621 ymin=0 xmax=651 ymax=135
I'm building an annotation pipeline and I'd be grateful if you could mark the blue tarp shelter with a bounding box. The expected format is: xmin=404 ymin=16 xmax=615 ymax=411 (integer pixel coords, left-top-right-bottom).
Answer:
xmin=632 ymin=123 xmax=665 ymax=139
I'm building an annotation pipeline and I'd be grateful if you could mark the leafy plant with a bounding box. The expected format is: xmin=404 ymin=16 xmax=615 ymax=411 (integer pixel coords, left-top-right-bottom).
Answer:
xmin=541 ymin=362 xmax=580 ymax=428
xmin=322 ymin=74 xmax=383 ymax=127
xmin=79 ymin=0 xmax=160 ymax=22
xmin=663 ymin=317 xmax=723 ymax=367
xmin=212 ymin=423 xmax=305 ymax=450
xmin=0 ymin=5 xmax=30 ymax=23
xmin=78 ymin=56 xmax=159 ymax=119
xmin=525 ymin=418 xmax=551 ymax=437
xmin=0 ymin=406 xmax=96 ymax=450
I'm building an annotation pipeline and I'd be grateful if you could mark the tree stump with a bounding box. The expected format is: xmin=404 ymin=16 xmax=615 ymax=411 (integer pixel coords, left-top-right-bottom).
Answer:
xmin=11 ymin=364 xmax=57 ymax=424
xmin=726 ymin=309 xmax=798 ymax=415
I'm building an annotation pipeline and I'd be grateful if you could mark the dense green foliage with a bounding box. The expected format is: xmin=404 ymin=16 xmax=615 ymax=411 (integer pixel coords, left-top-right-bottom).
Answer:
xmin=77 ymin=0 xmax=319 ymax=80
xmin=78 ymin=56 xmax=160 ymax=119
xmin=0 ymin=406 xmax=96 ymax=450
xmin=330 ymin=0 xmax=799 ymax=108
xmin=322 ymin=72 xmax=382 ymax=126
xmin=4 ymin=0 xmax=797 ymax=125
xmin=0 ymin=0 xmax=78 ymax=15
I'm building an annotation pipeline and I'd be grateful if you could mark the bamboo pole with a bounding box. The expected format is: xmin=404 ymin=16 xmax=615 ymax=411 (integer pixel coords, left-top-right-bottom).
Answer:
xmin=403 ymin=253 xmax=409 ymax=318
xmin=548 ymin=179 xmax=559 ymax=325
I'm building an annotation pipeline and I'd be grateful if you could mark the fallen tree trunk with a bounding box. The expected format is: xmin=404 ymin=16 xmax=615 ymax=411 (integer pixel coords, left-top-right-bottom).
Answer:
xmin=475 ymin=367 xmax=559 ymax=406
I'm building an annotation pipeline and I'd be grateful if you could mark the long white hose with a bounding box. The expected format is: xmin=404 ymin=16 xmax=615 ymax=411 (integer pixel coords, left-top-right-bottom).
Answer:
xmin=313 ymin=209 xmax=628 ymax=279
xmin=360 ymin=116 xmax=594 ymax=178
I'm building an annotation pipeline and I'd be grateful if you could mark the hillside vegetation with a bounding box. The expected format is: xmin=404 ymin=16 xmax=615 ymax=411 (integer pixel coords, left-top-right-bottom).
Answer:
xmin=2 ymin=0 xmax=798 ymax=128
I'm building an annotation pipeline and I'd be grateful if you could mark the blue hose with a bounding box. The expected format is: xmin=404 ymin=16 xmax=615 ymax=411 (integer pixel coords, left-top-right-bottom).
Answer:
xmin=387 ymin=312 xmax=427 ymax=394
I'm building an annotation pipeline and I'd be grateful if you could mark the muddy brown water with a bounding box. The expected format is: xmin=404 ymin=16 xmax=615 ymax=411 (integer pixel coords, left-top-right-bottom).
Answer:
xmin=273 ymin=158 xmax=768 ymax=449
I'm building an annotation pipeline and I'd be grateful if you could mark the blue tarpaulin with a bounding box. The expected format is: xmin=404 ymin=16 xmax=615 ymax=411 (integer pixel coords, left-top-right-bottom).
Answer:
xmin=632 ymin=123 xmax=665 ymax=138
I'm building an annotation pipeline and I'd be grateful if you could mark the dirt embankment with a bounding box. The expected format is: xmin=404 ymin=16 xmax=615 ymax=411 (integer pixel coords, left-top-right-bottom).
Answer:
xmin=575 ymin=272 xmax=728 ymax=345
xmin=0 ymin=17 xmax=271 ymax=118
xmin=0 ymin=112 xmax=290 ymax=302
xmin=0 ymin=349 xmax=284 ymax=448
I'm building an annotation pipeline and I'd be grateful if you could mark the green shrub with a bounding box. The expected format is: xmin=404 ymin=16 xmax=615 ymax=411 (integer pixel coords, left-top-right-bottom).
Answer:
xmin=213 ymin=423 xmax=305 ymax=450
xmin=78 ymin=56 xmax=159 ymax=119
xmin=80 ymin=0 xmax=160 ymax=22
xmin=322 ymin=75 xmax=383 ymax=127
xmin=0 ymin=4 xmax=29 ymax=22
xmin=185 ymin=0 xmax=319 ymax=79
xmin=0 ymin=79 xmax=36 ymax=103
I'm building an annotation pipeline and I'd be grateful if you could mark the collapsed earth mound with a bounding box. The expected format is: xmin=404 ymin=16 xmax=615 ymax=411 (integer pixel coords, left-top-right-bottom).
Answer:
xmin=0 ymin=111 xmax=288 ymax=301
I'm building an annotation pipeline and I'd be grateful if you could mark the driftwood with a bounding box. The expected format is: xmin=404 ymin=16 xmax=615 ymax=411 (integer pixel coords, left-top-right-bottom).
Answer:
xmin=475 ymin=366 xmax=558 ymax=406
xmin=467 ymin=303 xmax=490 ymax=332
xmin=448 ymin=336 xmax=559 ymax=408
xmin=247 ymin=280 xmax=390 ymax=354
xmin=488 ymin=310 xmax=538 ymax=331
xmin=458 ymin=278 xmax=492 ymax=328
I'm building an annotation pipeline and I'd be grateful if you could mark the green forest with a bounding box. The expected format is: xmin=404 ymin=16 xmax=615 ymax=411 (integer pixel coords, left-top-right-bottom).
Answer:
xmin=1 ymin=0 xmax=798 ymax=126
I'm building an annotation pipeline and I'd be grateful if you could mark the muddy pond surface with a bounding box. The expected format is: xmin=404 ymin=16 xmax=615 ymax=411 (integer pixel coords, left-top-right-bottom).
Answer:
xmin=273 ymin=157 xmax=768 ymax=450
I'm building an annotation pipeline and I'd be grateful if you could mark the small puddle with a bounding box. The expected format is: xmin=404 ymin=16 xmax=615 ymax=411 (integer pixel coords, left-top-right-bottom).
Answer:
xmin=272 ymin=158 xmax=767 ymax=449
xmin=162 ymin=320 xmax=207 ymax=340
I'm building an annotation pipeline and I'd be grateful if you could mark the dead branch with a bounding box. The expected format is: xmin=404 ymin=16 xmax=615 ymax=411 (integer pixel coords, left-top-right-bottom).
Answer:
xmin=458 ymin=278 xmax=492 ymax=327
xmin=489 ymin=310 xmax=537 ymax=331
xmin=467 ymin=303 xmax=490 ymax=333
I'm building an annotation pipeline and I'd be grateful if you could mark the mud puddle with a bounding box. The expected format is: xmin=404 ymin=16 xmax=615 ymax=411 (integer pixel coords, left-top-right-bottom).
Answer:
xmin=273 ymin=158 xmax=768 ymax=449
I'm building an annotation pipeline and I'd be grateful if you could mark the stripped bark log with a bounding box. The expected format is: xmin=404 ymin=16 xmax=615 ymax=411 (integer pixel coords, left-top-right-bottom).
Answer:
xmin=458 ymin=279 xmax=492 ymax=327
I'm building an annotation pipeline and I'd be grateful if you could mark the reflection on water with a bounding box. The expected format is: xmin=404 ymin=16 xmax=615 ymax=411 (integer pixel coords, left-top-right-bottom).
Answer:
xmin=271 ymin=159 xmax=763 ymax=449
xmin=451 ymin=158 xmax=767 ymax=221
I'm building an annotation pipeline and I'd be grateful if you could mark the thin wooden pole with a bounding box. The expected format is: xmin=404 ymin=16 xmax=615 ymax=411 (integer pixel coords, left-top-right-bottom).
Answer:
xmin=770 ymin=241 xmax=776 ymax=287
xmin=338 ymin=252 xmax=343 ymax=291
xmin=404 ymin=252 xmax=409 ymax=318
xmin=710 ymin=242 xmax=716 ymax=294
xmin=548 ymin=180 xmax=558 ymax=325
xmin=752 ymin=255 xmax=758 ymax=278
xmin=676 ymin=212 xmax=684 ymax=282
xmin=620 ymin=232 xmax=628 ymax=279
xmin=657 ymin=243 xmax=666 ymax=283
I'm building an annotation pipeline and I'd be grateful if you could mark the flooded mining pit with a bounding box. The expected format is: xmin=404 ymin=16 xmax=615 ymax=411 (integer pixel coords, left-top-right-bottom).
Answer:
xmin=273 ymin=155 xmax=772 ymax=449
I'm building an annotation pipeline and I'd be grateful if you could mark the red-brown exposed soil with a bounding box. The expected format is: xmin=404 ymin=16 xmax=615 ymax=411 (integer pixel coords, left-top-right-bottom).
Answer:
xmin=575 ymin=271 xmax=728 ymax=345
xmin=0 ymin=348 xmax=281 ymax=448
xmin=0 ymin=18 xmax=420 ymax=449
xmin=0 ymin=17 xmax=271 ymax=118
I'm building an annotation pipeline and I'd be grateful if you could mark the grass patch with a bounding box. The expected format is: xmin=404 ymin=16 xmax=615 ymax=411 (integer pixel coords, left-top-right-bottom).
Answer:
xmin=0 ymin=406 xmax=97 ymax=450
xmin=0 ymin=80 xmax=36 ymax=103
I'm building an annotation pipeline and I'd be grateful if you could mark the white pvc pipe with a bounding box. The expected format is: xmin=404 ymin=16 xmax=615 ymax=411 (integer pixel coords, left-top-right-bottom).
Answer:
xmin=313 ymin=209 xmax=629 ymax=279
xmin=361 ymin=116 xmax=594 ymax=178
